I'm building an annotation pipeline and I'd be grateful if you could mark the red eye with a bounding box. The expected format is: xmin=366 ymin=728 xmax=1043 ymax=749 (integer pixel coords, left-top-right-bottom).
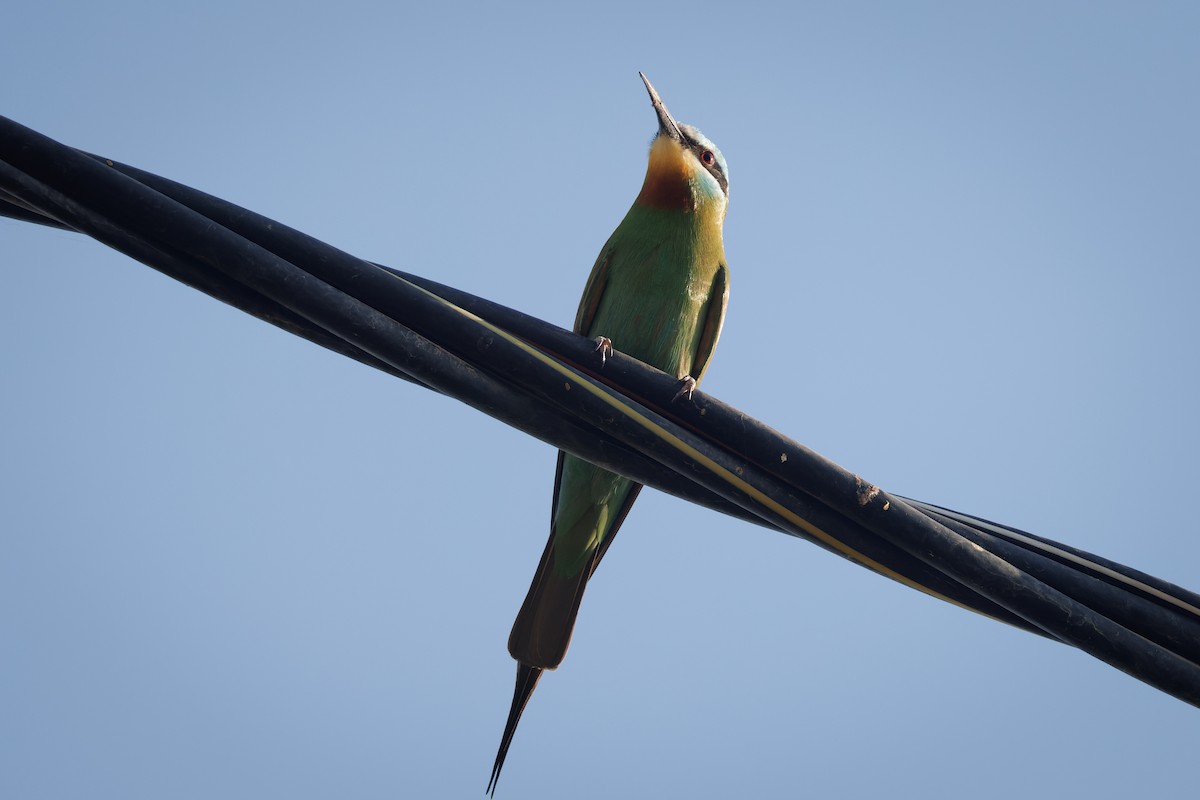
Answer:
xmin=701 ymin=150 xmax=715 ymax=165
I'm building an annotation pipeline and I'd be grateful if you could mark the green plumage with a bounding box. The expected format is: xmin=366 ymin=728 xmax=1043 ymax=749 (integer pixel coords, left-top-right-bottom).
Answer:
xmin=553 ymin=202 xmax=728 ymax=577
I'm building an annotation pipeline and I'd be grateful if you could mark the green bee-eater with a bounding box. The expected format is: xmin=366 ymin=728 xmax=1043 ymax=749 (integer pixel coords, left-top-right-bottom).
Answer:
xmin=487 ymin=73 xmax=730 ymax=793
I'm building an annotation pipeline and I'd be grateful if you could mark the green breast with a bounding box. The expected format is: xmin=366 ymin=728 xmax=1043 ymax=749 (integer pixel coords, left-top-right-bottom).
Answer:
xmin=587 ymin=204 xmax=723 ymax=379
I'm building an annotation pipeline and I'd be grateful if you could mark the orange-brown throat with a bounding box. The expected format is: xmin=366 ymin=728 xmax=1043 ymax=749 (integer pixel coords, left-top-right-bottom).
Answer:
xmin=635 ymin=136 xmax=694 ymax=211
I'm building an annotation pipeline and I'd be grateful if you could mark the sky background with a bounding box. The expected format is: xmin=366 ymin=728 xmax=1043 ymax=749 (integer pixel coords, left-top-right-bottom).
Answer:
xmin=3 ymin=3 xmax=1198 ymax=798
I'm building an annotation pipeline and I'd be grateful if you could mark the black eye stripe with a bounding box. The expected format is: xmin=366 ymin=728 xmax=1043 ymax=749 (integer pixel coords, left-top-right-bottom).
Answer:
xmin=681 ymin=132 xmax=728 ymax=194
xmin=690 ymin=144 xmax=728 ymax=193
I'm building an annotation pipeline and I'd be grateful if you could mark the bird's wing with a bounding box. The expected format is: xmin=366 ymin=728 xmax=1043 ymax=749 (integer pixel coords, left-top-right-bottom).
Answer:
xmin=690 ymin=262 xmax=729 ymax=382
xmin=573 ymin=248 xmax=612 ymax=335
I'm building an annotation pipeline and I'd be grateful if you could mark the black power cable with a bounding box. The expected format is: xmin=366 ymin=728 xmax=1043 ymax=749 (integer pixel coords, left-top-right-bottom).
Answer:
xmin=4 ymin=114 xmax=1199 ymax=707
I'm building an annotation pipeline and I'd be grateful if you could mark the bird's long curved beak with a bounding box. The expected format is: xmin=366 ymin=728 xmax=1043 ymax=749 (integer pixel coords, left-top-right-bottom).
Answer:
xmin=639 ymin=72 xmax=686 ymax=142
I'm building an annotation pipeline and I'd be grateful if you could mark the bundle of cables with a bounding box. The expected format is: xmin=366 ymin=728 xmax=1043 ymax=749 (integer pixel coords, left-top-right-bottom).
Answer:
xmin=3 ymin=115 xmax=1198 ymax=707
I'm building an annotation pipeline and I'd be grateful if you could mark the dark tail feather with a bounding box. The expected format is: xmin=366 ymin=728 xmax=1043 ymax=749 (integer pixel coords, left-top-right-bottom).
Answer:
xmin=486 ymin=663 xmax=543 ymax=796
xmin=490 ymin=458 xmax=645 ymax=793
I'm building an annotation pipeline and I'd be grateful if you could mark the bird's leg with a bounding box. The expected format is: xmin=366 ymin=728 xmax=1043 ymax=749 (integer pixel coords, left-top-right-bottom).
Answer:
xmin=672 ymin=375 xmax=697 ymax=402
xmin=593 ymin=336 xmax=614 ymax=366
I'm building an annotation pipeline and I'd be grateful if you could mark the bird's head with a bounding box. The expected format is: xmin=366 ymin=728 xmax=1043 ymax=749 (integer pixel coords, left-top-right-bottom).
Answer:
xmin=634 ymin=72 xmax=729 ymax=221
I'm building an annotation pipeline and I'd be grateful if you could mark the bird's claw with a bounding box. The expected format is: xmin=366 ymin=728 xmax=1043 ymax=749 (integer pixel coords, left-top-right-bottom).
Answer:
xmin=593 ymin=336 xmax=614 ymax=366
xmin=672 ymin=376 xmax=697 ymax=403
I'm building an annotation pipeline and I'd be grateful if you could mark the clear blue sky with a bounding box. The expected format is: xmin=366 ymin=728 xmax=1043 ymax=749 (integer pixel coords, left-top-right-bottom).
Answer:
xmin=3 ymin=3 xmax=1198 ymax=798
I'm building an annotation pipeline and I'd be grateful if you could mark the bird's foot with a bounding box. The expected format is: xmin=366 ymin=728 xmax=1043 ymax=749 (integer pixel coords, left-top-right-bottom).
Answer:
xmin=593 ymin=336 xmax=614 ymax=366
xmin=672 ymin=376 xmax=697 ymax=403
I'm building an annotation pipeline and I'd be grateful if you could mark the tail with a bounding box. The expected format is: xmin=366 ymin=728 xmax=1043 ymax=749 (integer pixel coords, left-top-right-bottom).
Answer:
xmin=486 ymin=453 xmax=643 ymax=793
xmin=506 ymin=538 xmax=596 ymax=669
xmin=487 ymin=663 xmax=543 ymax=796
xmin=509 ymin=456 xmax=643 ymax=670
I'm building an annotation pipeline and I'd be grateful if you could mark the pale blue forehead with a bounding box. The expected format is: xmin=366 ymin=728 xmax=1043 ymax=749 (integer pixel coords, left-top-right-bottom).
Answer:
xmin=679 ymin=123 xmax=729 ymax=183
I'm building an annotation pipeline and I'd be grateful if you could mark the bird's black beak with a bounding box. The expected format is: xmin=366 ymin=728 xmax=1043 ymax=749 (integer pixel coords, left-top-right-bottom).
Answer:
xmin=639 ymin=72 xmax=686 ymax=142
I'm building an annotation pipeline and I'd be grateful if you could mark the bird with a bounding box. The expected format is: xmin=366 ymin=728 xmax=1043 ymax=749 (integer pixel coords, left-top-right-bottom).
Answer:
xmin=487 ymin=72 xmax=731 ymax=794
